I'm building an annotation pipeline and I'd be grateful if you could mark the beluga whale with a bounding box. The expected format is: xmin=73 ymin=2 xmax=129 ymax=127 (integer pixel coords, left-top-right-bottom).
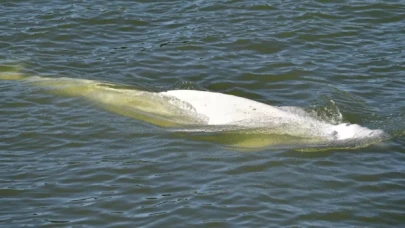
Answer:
xmin=0 ymin=70 xmax=387 ymax=151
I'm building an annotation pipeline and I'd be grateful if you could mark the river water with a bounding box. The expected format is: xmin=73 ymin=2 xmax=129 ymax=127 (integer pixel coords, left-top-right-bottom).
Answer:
xmin=1 ymin=1 xmax=405 ymax=227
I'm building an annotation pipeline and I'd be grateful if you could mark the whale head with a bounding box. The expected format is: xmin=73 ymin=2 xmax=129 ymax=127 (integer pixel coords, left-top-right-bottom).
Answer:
xmin=331 ymin=123 xmax=385 ymax=140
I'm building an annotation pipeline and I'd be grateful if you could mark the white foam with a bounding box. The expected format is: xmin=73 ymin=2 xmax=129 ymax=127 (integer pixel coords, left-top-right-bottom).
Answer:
xmin=331 ymin=123 xmax=385 ymax=140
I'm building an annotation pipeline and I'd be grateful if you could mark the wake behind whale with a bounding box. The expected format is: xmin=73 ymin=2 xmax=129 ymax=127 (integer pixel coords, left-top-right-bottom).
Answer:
xmin=0 ymin=71 xmax=387 ymax=150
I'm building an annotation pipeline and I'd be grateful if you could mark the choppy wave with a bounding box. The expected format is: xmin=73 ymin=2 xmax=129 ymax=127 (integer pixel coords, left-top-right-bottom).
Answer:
xmin=1 ymin=1 xmax=405 ymax=227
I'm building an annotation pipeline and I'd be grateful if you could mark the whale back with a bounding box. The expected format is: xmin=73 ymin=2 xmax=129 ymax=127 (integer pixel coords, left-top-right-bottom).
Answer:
xmin=161 ymin=90 xmax=291 ymax=125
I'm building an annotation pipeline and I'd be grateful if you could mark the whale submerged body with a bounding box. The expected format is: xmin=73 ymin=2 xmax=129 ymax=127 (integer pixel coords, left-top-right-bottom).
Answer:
xmin=1 ymin=72 xmax=386 ymax=150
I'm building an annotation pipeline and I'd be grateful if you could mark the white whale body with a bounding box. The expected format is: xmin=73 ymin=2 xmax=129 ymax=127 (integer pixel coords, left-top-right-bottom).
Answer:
xmin=160 ymin=90 xmax=384 ymax=141
xmin=0 ymin=72 xmax=386 ymax=149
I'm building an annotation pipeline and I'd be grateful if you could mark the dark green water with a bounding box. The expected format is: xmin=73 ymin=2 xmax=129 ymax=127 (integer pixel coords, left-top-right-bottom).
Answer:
xmin=1 ymin=1 xmax=405 ymax=227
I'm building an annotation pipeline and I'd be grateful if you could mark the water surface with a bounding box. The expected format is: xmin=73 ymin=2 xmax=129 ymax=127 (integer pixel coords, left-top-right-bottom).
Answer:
xmin=1 ymin=0 xmax=405 ymax=227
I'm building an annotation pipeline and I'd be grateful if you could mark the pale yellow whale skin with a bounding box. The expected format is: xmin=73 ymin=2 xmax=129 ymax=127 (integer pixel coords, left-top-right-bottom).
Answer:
xmin=0 ymin=71 xmax=386 ymax=150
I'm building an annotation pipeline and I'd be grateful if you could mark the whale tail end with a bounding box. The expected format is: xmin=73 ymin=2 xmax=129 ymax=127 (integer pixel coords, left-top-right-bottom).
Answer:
xmin=0 ymin=64 xmax=26 ymax=81
xmin=0 ymin=72 xmax=25 ymax=81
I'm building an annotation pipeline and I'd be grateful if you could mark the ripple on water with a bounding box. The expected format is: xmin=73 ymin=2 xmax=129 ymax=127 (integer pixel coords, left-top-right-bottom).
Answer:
xmin=1 ymin=1 xmax=405 ymax=227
